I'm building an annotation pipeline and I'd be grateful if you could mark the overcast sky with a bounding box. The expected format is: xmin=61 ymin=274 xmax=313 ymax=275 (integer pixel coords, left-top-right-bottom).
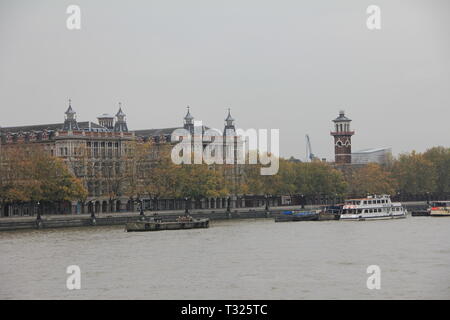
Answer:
xmin=0 ymin=0 xmax=449 ymax=160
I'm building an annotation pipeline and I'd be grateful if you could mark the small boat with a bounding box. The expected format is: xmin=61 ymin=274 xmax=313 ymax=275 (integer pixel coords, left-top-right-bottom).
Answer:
xmin=340 ymin=195 xmax=407 ymax=221
xmin=275 ymin=210 xmax=319 ymax=222
xmin=318 ymin=205 xmax=342 ymax=220
xmin=125 ymin=216 xmax=209 ymax=232
xmin=411 ymin=210 xmax=430 ymax=216
xmin=429 ymin=201 xmax=450 ymax=217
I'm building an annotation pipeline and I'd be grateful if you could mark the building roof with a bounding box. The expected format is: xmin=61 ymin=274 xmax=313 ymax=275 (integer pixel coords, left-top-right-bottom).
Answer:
xmin=184 ymin=107 xmax=194 ymax=120
xmin=225 ymin=108 xmax=234 ymax=122
xmin=116 ymin=107 xmax=126 ymax=117
xmin=134 ymin=127 xmax=182 ymax=137
xmin=97 ymin=113 xmax=114 ymax=119
xmin=352 ymin=147 xmax=392 ymax=154
xmin=65 ymin=105 xmax=76 ymax=115
xmin=333 ymin=110 xmax=351 ymax=122
xmin=0 ymin=121 xmax=105 ymax=133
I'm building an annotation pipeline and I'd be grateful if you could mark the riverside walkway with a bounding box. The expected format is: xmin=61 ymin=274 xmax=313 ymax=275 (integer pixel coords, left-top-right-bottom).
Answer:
xmin=0 ymin=202 xmax=428 ymax=232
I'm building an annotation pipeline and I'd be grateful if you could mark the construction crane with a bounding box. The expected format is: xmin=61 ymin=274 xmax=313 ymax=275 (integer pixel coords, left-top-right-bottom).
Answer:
xmin=305 ymin=134 xmax=317 ymax=162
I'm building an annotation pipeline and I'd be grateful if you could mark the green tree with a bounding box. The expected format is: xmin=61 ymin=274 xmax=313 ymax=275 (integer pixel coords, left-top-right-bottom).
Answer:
xmin=0 ymin=144 xmax=87 ymax=204
xmin=346 ymin=163 xmax=397 ymax=196
xmin=392 ymin=151 xmax=437 ymax=195
xmin=423 ymin=146 xmax=450 ymax=194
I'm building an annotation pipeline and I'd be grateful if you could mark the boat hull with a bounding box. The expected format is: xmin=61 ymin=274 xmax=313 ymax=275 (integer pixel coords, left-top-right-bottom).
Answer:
xmin=275 ymin=212 xmax=319 ymax=222
xmin=411 ymin=211 xmax=430 ymax=216
xmin=430 ymin=211 xmax=450 ymax=217
xmin=318 ymin=212 xmax=340 ymax=221
xmin=340 ymin=213 xmax=406 ymax=221
xmin=126 ymin=218 xmax=209 ymax=232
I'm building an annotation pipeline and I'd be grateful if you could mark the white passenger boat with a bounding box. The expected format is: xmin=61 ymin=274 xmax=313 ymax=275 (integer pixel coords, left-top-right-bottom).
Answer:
xmin=340 ymin=195 xmax=406 ymax=221
xmin=429 ymin=201 xmax=450 ymax=216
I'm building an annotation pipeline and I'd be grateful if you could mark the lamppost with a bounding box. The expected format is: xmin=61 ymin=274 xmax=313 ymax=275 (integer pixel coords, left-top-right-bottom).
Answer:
xmin=300 ymin=194 xmax=305 ymax=209
xmin=184 ymin=197 xmax=189 ymax=215
xmin=426 ymin=192 xmax=430 ymax=205
xmin=226 ymin=196 xmax=231 ymax=213
xmin=35 ymin=201 xmax=41 ymax=220
xmin=89 ymin=200 xmax=95 ymax=219
xmin=138 ymin=198 xmax=145 ymax=221
xmin=34 ymin=201 xmax=42 ymax=228
xmin=265 ymin=194 xmax=269 ymax=212
xmin=153 ymin=196 xmax=159 ymax=211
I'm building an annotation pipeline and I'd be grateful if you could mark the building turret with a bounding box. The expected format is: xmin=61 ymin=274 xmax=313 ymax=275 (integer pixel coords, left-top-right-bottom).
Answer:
xmin=183 ymin=106 xmax=194 ymax=134
xmin=113 ymin=103 xmax=128 ymax=132
xmin=330 ymin=110 xmax=354 ymax=164
xmin=223 ymin=108 xmax=236 ymax=136
xmin=63 ymin=99 xmax=79 ymax=131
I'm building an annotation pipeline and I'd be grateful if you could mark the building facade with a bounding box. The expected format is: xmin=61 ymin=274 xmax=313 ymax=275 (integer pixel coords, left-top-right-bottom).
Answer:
xmin=351 ymin=147 xmax=392 ymax=165
xmin=0 ymin=101 xmax=244 ymax=217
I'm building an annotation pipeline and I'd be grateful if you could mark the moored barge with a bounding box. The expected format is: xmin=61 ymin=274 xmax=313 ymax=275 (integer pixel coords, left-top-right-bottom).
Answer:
xmin=125 ymin=216 xmax=209 ymax=232
xmin=275 ymin=210 xmax=319 ymax=222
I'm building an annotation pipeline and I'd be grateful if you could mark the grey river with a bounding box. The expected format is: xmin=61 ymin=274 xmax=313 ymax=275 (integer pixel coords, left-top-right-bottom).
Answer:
xmin=1 ymin=217 xmax=449 ymax=299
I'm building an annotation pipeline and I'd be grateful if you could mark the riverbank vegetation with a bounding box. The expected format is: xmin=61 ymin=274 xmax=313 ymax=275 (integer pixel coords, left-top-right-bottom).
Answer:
xmin=1 ymin=143 xmax=449 ymax=212
xmin=0 ymin=145 xmax=87 ymax=209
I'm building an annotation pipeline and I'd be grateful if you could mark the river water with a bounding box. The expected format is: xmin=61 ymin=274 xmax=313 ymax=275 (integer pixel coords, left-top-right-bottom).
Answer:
xmin=1 ymin=217 xmax=449 ymax=299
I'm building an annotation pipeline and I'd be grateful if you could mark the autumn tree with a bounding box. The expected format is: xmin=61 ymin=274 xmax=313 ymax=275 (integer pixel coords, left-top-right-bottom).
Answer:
xmin=142 ymin=148 xmax=184 ymax=201
xmin=0 ymin=144 xmax=87 ymax=207
xmin=178 ymin=163 xmax=229 ymax=200
xmin=294 ymin=161 xmax=347 ymax=198
xmin=392 ymin=151 xmax=437 ymax=195
xmin=423 ymin=146 xmax=450 ymax=195
xmin=346 ymin=163 xmax=397 ymax=196
xmin=241 ymin=157 xmax=347 ymax=199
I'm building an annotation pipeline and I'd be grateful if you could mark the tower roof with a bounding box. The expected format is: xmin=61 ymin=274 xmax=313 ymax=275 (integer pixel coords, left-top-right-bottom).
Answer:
xmin=333 ymin=110 xmax=351 ymax=122
xmin=116 ymin=108 xmax=126 ymax=117
xmin=65 ymin=99 xmax=75 ymax=115
xmin=184 ymin=106 xmax=194 ymax=120
xmin=225 ymin=108 xmax=234 ymax=122
xmin=116 ymin=103 xmax=126 ymax=117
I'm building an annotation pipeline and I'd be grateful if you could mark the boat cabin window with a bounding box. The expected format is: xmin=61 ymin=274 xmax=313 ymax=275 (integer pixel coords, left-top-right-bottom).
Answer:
xmin=432 ymin=202 xmax=450 ymax=207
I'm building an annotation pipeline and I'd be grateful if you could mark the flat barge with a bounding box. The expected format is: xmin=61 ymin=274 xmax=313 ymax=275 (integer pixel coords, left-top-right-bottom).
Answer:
xmin=125 ymin=217 xmax=209 ymax=232
xmin=411 ymin=210 xmax=430 ymax=216
xmin=275 ymin=210 xmax=319 ymax=222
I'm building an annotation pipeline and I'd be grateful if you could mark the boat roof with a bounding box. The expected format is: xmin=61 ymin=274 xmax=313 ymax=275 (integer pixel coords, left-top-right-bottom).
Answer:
xmin=345 ymin=195 xmax=391 ymax=201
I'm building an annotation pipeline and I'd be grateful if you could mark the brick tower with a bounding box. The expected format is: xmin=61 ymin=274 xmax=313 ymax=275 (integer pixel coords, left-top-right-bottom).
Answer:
xmin=331 ymin=110 xmax=354 ymax=164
